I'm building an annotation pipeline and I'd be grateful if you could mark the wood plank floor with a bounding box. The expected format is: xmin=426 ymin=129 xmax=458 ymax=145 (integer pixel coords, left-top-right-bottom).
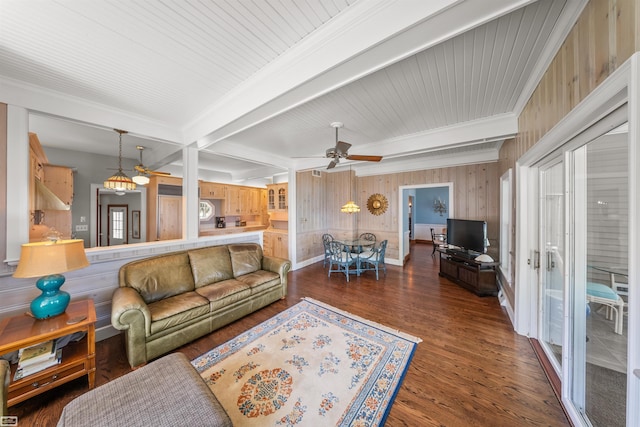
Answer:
xmin=9 ymin=243 xmax=570 ymax=426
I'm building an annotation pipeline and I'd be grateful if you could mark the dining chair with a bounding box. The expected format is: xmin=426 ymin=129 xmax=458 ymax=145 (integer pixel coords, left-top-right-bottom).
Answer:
xmin=359 ymin=240 xmax=387 ymax=280
xmin=322 ymin=233 xmax=334 ymax=267
xmin=355 ymin=232 xmax=376 ymax=254
xmin=327 ymin=241 xmax=357 ymax=282
xmin=430 ymin=228 xmax=446 ymax=256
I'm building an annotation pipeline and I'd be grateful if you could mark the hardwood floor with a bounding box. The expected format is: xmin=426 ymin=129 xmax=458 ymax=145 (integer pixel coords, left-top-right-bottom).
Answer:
xmin=9 ymin=243 xmax=570 ymax=426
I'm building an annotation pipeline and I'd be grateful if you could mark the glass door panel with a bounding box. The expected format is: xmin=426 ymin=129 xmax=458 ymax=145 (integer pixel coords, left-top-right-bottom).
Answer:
xmin=540 ymin=161 xmax=565 ymax=369
xmin=572 ymin=125 xmax=629 ymax=426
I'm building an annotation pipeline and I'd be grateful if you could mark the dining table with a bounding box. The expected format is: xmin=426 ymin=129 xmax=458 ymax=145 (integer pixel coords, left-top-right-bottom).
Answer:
xmin=333 ymin=237 xmax=377 ymax=276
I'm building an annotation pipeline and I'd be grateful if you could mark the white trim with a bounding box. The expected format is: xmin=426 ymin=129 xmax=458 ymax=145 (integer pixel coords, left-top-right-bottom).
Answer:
xmin=516 ymin=52 xmax=640 ymax=427
xmin=397 ymin=182 xmax=453 ymax=265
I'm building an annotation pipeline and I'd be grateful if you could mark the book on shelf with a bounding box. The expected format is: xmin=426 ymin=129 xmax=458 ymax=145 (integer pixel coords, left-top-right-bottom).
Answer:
xmin=14 ymin=348 xmax=62 ymax=380
xmin=17 ymin=339 xmax=57 ymax=367
xmin=13 ymin=340 xmax=62 ymax=381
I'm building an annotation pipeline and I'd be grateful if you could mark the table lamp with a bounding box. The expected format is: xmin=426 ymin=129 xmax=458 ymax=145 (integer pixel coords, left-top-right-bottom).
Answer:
xmin=13 ymin=239 xmax=89 ymax=319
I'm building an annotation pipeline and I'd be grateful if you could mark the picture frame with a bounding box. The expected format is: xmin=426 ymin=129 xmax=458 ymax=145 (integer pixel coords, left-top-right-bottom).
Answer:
xmin=132 ymin=210 xmax=140 ymax=239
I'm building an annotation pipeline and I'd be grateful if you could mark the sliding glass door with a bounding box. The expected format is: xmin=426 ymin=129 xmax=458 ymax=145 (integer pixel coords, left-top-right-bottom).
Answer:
xmin=569 ymin=124 xmax=629 ymax=426
xmin=539 ymin=159 xmax=565 ymax=371
xmin=535 ymin=122 xmax=630 ymax=426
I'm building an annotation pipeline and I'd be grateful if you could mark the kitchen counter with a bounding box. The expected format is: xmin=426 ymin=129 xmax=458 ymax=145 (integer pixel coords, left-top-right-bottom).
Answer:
xmin=199 ymin=225 xmax=268 ymax=236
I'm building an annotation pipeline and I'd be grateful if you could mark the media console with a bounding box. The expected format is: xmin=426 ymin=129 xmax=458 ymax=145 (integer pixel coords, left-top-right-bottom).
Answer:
xmin=437 ymin=248 xmax=498 ymax=296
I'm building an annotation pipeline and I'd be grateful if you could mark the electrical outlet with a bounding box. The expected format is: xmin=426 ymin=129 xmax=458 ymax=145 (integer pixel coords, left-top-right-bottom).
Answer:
xmin=75 ymin=225 xmax=89 ymax=232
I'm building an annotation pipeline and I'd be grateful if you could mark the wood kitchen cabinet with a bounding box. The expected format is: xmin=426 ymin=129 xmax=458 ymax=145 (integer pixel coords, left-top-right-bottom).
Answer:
xmin=147 ymin=175 xmax=183 ymax=241
xmin=263 ymin=231 xmax=288 ymax=258
xmin=199 ymin=181 xmax=226 ymax=199
xmin=28 ymin=133 xmax=74 ymax=241
xmin=266 ymin=183 xmax=288 ymax=212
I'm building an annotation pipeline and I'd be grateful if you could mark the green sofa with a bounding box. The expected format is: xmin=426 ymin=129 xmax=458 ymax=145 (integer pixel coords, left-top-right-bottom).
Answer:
xmin=111 ymin=243 xmax=291 ymax=368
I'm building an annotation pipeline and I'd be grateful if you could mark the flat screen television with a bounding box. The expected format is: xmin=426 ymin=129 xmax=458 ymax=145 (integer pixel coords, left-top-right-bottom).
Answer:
xmin=446 ymin=218 xmax=487 ymax=255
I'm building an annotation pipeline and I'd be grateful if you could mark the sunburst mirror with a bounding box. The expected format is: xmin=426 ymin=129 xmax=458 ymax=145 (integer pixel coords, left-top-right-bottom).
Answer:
xmin=367 ymin=193 xmax=388 ymax=216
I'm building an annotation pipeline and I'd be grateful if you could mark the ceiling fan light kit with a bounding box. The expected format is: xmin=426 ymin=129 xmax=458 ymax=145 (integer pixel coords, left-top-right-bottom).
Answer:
xmin=133 ymin=145 xmax=171 ymax=180
xmin=325 ymin=122 xmax=383 ymax=169
xmin=103 ymin=129 xmax=136 ymax=193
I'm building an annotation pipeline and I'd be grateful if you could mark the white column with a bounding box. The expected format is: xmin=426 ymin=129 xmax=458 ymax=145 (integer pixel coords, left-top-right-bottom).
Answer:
xmin=5 ymin=106 xmax=30 ymax=263
xmin=183 ymin=145 xmax=199 ymax=240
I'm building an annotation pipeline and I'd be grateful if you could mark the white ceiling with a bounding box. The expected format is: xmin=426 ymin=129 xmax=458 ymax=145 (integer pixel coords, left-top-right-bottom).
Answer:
xmin=0 ymin=0 xmax=585 ymax=183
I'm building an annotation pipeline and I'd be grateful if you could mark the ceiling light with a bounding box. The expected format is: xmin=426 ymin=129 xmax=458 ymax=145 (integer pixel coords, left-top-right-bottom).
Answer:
xmin=104 ymin=129 xmax=136 ymax=192
xmin=132 ymin=175 xmax=150 ymax=185
xmin=341 ymin=165 xmax=360 ymax=214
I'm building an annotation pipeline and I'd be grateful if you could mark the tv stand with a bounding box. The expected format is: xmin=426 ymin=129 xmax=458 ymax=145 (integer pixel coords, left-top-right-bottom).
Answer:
xmin=437 ymin=248 xmax=497 ymax=296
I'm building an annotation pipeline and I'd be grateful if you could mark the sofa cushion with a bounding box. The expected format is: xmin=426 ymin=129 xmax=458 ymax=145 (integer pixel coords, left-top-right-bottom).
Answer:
xmin=122 ymin=252 xmax=195 ymax=304
xmin=149 ymin=292 xmax=210 ymax=335
xmin=196 ymin=279 xmax=252 ymax=311
xmin=189 ymin=246 xmax=234 ymax=288
xmin=228 ymin=243 xmax=263 ymax=277
xmin=236 ymin=270 xmax=280 ymax=294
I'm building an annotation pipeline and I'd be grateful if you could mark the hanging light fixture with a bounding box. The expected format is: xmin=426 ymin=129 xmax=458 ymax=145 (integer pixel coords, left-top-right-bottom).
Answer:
xmin=341 ymin=165 xmax=360 ymax=214
xmin=104 ymin=129 xmax=136 ymax=193
xmin=132 ymin=145 xmax=150 ymax=185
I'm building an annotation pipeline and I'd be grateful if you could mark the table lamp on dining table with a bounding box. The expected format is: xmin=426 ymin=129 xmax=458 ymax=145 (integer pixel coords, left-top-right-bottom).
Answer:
xmin=13 ymin=237 xmax=89 ymax=319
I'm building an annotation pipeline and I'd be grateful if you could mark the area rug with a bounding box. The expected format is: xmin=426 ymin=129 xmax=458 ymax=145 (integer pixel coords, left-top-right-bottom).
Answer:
xmin=192 ymin=297 xmax=422 ymax=426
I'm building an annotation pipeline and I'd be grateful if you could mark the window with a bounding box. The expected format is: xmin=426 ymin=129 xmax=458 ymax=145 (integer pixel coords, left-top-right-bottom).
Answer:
xmin=112 ymin=210 xmax=124 ymax=239
xmin=500 ymin=169 xmax=513 ymax=284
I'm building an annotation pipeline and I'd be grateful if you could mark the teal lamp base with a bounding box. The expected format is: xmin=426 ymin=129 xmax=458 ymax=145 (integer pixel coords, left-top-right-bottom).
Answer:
xmin=30 ymin=274 xmax=70 ymax=319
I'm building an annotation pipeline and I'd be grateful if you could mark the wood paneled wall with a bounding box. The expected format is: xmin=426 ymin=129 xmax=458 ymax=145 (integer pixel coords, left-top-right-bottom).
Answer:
xmin=499 ymin=0 xmax=640 ymax=308
xmin=516 ymin=0 xmax=639 ymax=158
xmin=296 ymin=163 xmax=500 ymax=264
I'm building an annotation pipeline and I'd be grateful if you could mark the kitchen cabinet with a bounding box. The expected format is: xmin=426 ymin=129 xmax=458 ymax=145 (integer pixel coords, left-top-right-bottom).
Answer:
xmin=28 ymin=133 xmax=74 ymax=241
xmin=147 ymin=175 xmax=183 ymax=241
xmin=266 ymin=183 xmax=288 ymax=212
xmin=199 ymin=181 xmax=225 ymax=199
xmin=263 ymin=231 xmax=288 ymax=258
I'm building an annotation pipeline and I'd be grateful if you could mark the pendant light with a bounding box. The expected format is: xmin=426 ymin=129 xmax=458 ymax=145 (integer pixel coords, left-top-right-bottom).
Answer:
xmin=104 ymin=129 xmax=136 ymax=193
xmin=341 ymin=164 xmax=360 ymax=214
xmin=132 ymin=145 xmax=150 ymax=185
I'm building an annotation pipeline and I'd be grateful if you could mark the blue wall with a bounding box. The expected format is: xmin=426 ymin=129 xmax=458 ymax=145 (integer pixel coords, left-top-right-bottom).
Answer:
xmin=415 ymin=187 xmax=449 ymax=224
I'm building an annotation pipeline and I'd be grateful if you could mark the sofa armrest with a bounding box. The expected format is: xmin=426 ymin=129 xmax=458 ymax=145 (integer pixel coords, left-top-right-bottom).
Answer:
xmin=262 ymin=255 xmax=292 ymax=284
xmin=1 ymin=359 xmax=9 ymax=417
xmin=111 ymin=287 xmax=152 ymax=367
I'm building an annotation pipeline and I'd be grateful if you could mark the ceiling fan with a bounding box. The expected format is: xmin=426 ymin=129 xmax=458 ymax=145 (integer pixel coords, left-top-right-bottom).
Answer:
xmin=325 ymin=122 xmax=382 ymax=169
xmin=133 ymin=145 xmax=171 ymax=177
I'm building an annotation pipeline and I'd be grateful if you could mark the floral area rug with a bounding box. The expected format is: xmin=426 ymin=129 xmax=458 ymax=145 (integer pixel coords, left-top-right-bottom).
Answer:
xmin=192 ymin=297 xmax=422 ymax=426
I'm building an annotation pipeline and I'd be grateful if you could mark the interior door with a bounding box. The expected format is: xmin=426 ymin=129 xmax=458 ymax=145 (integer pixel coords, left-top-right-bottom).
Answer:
xmin=107 ymin=205 xmax=128 ymax=246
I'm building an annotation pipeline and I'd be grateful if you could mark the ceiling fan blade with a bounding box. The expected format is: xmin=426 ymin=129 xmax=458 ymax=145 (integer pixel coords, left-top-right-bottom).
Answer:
xmin=335 ymin=141 xmax=351 ymax=155
xmin=327 ymin=160 xmax=337 ymax=169
xmin=347 ymin=154 xmax=383 ymax=162
xmin=149 ymin=170 xmax=171 ymax=176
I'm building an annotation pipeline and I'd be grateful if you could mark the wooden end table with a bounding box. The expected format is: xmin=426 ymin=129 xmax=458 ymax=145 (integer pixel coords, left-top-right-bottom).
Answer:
xmin=0 ymin=299 xmax=96 ymax=407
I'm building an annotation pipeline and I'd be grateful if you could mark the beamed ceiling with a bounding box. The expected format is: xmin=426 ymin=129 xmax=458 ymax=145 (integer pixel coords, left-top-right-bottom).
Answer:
xmin=0 ymin=0 xmax=586 ymax=183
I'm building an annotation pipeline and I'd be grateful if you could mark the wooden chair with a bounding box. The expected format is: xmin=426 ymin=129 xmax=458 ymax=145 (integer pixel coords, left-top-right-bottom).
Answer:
xmin=327 ymin=241 xmax=357 ymax=282
xmin=431 ymin=228 xmax=446 ymax=256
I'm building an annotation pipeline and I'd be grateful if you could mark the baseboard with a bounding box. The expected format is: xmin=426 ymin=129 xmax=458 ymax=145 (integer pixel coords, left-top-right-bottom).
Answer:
xmin=96 ymin=324 xmax=121 ymax=342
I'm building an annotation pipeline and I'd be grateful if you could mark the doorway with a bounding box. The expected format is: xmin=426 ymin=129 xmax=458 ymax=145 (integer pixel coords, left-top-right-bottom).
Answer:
xmin=107 ymin=205 xmax=128 ymax=246
xmin=517 ymin=93 xmax=637 ymax=425
xmin=398 ymin=183 xmax=453 ymax=263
